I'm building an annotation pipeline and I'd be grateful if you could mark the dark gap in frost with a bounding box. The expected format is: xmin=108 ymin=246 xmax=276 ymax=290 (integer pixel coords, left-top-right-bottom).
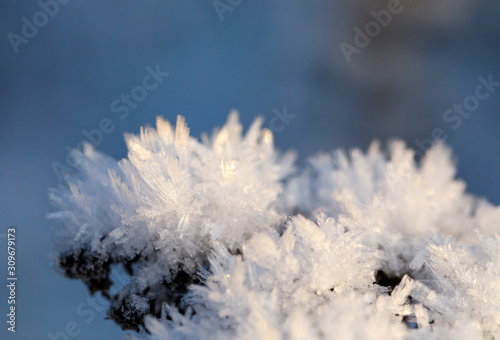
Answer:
xmin=402 ymin=315 xmax=418 ymax=329
xmin=107 ymin=268 xmax=201 ymax=331
xmin=374 ymin=270 xmax=409 ymax=294
xmin=59 ymin=246 xmax=204 ymax=331
xmin=59 ymin=248 xmax=114 ymax=298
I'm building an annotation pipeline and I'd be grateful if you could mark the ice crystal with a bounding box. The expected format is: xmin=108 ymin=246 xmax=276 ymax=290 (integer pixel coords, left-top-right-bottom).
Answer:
xmin=49 ymin=113 xmax=500 ymax=339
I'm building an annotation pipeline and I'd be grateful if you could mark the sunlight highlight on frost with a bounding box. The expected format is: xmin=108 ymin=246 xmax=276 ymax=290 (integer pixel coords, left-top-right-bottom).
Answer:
xmin=49 ymin=113 xmax=500 ymax=339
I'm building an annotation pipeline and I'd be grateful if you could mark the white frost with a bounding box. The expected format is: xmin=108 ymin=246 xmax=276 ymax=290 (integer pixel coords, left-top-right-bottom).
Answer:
xmin=50 ymin=113 xmax=500 ymax=339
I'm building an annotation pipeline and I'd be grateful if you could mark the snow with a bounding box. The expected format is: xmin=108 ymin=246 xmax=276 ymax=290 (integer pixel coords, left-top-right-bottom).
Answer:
xmin=50 ymin=113 xmax=500 ymax=339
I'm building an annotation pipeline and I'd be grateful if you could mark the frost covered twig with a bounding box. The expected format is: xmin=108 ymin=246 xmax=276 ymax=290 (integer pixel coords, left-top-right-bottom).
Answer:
xmin=49 ymin=113 xmax=500 ymax=339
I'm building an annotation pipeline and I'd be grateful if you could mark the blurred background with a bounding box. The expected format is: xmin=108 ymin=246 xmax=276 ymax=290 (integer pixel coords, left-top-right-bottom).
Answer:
xmin=1 ymin=1 xmax=500 ymax=338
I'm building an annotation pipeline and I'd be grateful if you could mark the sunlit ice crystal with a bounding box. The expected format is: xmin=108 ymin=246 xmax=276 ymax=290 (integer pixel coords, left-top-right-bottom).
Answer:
xmin=49 ymin=112 xmax=500 ymax=339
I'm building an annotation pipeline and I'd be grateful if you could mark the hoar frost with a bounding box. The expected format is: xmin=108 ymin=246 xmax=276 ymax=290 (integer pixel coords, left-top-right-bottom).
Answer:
xmin=49 ymin=112 xmax=500 ymax=339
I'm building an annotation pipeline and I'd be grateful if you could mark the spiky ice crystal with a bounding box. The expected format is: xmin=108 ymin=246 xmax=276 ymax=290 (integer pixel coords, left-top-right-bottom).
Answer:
xmin=49 ymin=112 xmax=500 ymax=339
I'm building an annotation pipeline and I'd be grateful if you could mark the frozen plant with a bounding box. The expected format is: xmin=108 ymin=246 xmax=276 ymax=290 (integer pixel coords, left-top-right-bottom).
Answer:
xmin=49 ymin=112 xmax=294 ymax=330
xmin=49 ymin=113 xmax=500 ymax=339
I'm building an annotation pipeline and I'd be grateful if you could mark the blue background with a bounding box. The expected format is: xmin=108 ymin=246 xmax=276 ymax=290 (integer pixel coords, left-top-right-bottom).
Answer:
xmin=1 ymin=1 xmax=500 ymax=339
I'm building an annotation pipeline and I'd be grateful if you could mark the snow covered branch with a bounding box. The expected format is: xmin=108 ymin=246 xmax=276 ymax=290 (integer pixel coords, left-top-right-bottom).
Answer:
xmin=49 ymin=113 xmax=500 ymax=339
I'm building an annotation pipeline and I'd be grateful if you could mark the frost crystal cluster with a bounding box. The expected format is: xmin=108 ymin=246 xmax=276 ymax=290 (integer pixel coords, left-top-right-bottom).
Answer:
xmin=50 ymin=113 xmax=500 ymax=339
